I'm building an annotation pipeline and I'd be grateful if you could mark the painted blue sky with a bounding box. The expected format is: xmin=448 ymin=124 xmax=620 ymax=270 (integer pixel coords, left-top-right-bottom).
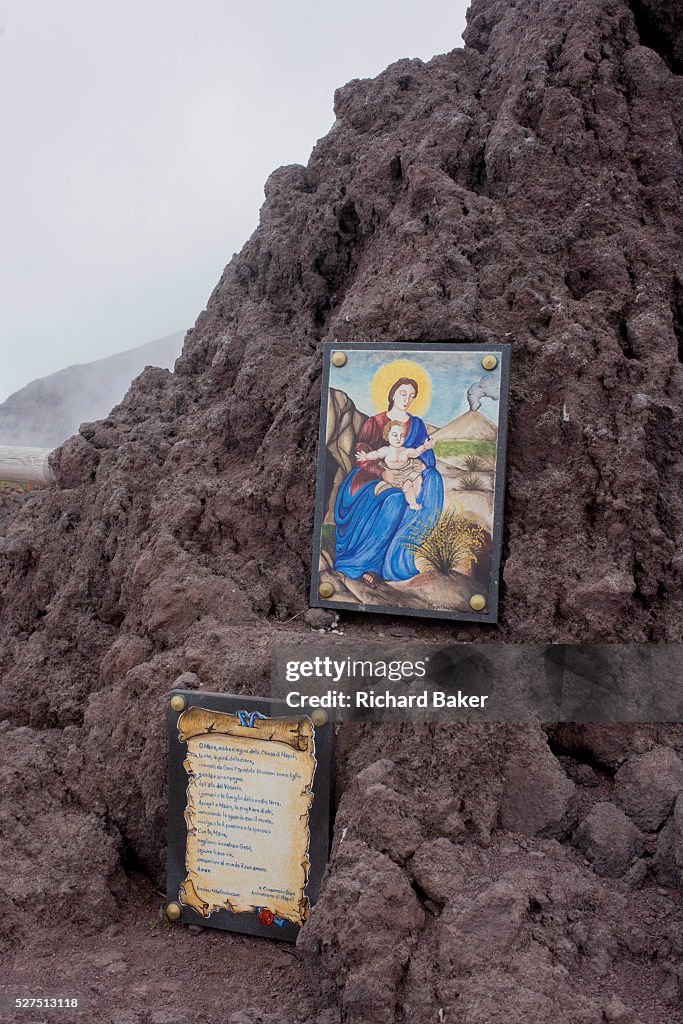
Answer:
xmin=330 ymin=348 xmax=501 ymax=427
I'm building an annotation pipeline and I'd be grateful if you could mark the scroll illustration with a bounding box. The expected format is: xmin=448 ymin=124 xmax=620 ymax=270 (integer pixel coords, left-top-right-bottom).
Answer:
xmin=177 ymin=705 xmax=316 ymax=928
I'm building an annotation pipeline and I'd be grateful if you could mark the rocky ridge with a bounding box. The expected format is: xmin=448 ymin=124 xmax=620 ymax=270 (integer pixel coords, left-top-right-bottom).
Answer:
xmin=1 ymin=0 xmax=682 ymax=1021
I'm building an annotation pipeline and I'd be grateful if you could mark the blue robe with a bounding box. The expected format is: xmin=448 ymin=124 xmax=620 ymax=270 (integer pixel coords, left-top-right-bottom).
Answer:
xmin=334 ymin=414 xmax=444 ymax=581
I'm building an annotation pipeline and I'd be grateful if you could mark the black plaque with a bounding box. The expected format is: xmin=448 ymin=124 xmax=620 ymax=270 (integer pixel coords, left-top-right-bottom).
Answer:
xmin=166 ymin=691 xmax=332 ymax=942
xmin=311 ymin=341 xmax=511 ymax=623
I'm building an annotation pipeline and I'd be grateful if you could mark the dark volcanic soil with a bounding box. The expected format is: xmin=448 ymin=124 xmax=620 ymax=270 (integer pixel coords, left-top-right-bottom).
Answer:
xmin=1 ymin=0 xmax=682 ymax=1021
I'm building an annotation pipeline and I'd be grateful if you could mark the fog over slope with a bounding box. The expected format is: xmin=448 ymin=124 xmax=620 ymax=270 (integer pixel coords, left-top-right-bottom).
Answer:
xmin=0 ymin=331 xmax=184 ymax=449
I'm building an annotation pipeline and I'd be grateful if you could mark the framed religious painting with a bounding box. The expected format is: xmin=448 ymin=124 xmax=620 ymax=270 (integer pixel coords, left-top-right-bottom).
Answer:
xmin=310 ymin=341 xmax=511 ymax=623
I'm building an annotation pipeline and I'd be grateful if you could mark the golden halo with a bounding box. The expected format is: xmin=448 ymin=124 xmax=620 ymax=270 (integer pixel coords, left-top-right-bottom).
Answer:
xmin=370 ymin=360 xmax=433 ymax=418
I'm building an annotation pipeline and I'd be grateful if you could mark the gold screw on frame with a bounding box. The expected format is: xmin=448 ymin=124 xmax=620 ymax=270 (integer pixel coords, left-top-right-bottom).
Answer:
xmin=319 ymin=582 xmax=334 ymax=598
xmin=331 ymin=352 xmax=347 ymax=367
xmin=481 ymin=354 xmax=498 ymax=371
xmin=469 ymin=594 xmax=487 ymax=612
xmin=166 ymin=903 xmax=182 ymax=921
xmin=311 ymin=709 xmax=328 ymax=727
xmin=170 ymin=694 xmax=186 ymax=712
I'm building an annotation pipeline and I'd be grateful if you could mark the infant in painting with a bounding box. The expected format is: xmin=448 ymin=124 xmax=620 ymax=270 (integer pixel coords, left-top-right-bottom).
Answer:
xmin=356 ymin=420 xmax=433 ymax=510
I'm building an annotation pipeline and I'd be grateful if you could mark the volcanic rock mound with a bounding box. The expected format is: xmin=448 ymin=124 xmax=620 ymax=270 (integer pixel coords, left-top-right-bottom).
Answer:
xmin=1 ymin=0 xmax=682 ymax=1021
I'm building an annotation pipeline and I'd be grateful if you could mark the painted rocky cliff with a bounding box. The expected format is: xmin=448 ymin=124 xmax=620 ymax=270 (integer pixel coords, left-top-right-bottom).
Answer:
xmin=1 ymin=0 xmax=682 ymax=1021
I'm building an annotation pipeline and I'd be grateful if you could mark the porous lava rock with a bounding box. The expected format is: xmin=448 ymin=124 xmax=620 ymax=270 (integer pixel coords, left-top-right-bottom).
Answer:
xmin=652 ymin=794 xmax=683 ymax=888
xmin=550 ymin=722 xmax=652 ymax=770
xmin=1 ymin=0 xmax=683 ymax=1020
xmin=499 ymin=736 xmax=577 ymax=837
xmin=408 ymin=838 xmax=466 ymax=904
xmin=574 ymin=800 xmax=644 ymax=877
xmin=614 ymin=745 xmax=683 ymax=831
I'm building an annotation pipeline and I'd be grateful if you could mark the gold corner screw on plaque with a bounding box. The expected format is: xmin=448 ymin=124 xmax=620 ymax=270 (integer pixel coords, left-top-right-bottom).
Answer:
xmin=481 ymin=354 xmax=498 ymax=371
xmin=319 ymin=582 xmax=334 ymax=598
xmin=166 ymin=903 xmax=182 ymax=921
xmin=331 ymin=351 xmax=347 ymax=367
xmin=170 ymin=694 xmax=186 ymax=713
xmin=311 ymin=709 xmax=328 ymax=728
xmin=470 ymin=594 xmax=487 ymax=612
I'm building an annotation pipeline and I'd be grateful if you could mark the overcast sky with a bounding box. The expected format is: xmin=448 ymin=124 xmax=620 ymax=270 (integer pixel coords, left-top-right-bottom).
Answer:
xmin=0 ymin=0 xmax=469 ymax=403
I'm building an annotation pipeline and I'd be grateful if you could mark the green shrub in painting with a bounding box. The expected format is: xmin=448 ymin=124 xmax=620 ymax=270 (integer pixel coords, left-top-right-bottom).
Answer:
xmin=434 ymin=439 xmax=497 ymax=464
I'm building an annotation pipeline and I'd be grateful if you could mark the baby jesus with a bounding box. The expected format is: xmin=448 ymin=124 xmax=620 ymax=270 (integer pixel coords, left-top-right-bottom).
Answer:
xmin=356 ymin=420 xmax=434 ymax=510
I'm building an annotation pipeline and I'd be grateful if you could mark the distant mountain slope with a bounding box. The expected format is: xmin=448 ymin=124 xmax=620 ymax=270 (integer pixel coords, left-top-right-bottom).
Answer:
xmin=432 ymin=408 xmax=498 ymax=441
xmin=0 ymin=332 xmax=184 ymax=448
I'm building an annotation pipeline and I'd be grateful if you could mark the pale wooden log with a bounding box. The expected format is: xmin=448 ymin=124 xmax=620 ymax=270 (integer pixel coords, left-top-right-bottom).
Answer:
xmin=0 ymin=446 xmax=55 ymax=485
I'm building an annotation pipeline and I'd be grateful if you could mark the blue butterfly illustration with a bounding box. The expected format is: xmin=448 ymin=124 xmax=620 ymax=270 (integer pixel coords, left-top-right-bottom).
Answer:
xmin=237 ymin=710 xmax=267 ymax=728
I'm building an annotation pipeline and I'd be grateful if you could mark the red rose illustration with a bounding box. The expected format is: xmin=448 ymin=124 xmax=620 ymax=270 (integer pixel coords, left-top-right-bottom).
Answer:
xmin=258 ymin=909 xmax=275 ymax=926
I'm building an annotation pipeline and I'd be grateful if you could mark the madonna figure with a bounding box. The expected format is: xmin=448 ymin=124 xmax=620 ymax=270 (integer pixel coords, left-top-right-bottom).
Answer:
xmin=334 ymin=377 xmax=444 ymax=584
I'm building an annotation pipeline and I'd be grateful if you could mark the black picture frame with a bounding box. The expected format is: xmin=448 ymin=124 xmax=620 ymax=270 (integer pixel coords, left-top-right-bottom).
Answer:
xmin=310 ymin=341 xmax=511 ymax=624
